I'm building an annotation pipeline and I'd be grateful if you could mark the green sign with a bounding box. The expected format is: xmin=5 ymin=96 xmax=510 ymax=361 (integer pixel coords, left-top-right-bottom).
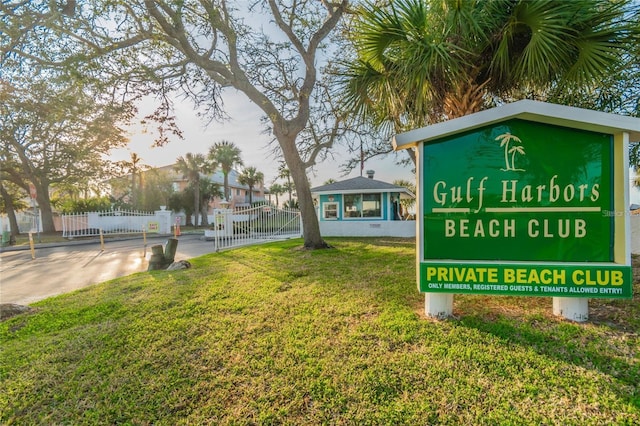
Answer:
xmin=420 ymin=119 xmax=632 ymax=299
xmin=420 ymin=263 xmax=632 ymax=298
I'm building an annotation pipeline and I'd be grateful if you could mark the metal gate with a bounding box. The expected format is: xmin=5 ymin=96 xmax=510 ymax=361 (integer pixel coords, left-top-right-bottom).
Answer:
xmin=61 ymin=210 xmax=155 ymax=238
xmin=206 ymin=204 xmax=302 ymax=251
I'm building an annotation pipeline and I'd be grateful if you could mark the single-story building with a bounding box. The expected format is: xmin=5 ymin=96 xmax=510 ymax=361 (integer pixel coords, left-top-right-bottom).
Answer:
xmin=311 ymin=171 xmax=415 ymax=237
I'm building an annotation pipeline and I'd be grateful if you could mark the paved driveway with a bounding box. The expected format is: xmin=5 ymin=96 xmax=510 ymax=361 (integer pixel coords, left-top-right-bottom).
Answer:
xmin=0 ymin=235 xmax=215 ymax=305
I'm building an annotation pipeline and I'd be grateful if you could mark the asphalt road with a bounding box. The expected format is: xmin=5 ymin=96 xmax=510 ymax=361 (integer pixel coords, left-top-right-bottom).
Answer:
xmin=0 ymin=235 xmax=216 ymax=305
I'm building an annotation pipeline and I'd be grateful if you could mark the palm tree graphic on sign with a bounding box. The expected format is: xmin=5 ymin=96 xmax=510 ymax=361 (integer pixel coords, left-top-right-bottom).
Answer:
xmin=495 ymin=132 xmax=526 ymax=171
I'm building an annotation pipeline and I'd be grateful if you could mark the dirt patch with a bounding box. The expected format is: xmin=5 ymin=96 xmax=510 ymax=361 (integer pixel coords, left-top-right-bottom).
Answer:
xmin=0 ymin=304 xmax=32 ymax=321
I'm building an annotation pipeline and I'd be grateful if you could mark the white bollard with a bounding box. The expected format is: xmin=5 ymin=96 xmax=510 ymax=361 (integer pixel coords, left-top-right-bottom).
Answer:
xmin=552 ymin=297 xmax=589 ymax=322
xmin=425 ymin=293 xmax=453 ymax=319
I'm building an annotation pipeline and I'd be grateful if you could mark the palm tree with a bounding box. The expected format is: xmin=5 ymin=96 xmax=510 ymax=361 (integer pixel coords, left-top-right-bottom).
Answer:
xmin=237 ymin=166 xmax=264 ymax=205
xmin=393 ymin=179 xmax=416 ymax=213
xmin=198 ymin=178 xmax=223 ymax=227
xmin=128 ymin=153 xmax=142 ymax=207
xmin=269 ymin=183 xmax=285 ymax=207
xmin=115 ymin=153 xmax=146 ymax=208
xmin=277 ymin=163 xmax=294 ymax=205
xmin=174 ymin=153 xmax=213 ymax=227
xmin=283 ymin=199 xmax=299 ymax=209
xmin=341 ymin=0 xmax=638 ymax=133
xmin=208 ymin=141 xmax=243 ymax=201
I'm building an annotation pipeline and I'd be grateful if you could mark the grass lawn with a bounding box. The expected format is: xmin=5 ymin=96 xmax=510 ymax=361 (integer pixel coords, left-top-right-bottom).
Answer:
xmin=1 ymin=238 xmax=638 ymax=425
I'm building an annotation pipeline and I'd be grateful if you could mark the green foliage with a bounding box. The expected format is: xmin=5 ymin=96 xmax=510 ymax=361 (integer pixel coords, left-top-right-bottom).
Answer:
xmin=174 ymin=153 xmax=214 ymax=227
xmin=340 ymin=0 xmax=640 ymax=167
xmin=198 ymin=178 xmax=223 ymax=207
xmin=138 ymin=170 xmax=175 ymax=211
xmin=283 ymin=199 xmax=299 ymax=209
xmin=631 ymin=143 xmax=640 ymax=170
xmin=2 ymin=240 xmax=637 ymax=424
xmin=208 ymin=140 xmax=243 ymax=201
xmin=4 ymin=0 xmax=343 ymax=246
xmin=108 ymin=167 xmax=175 ymax=211
xmin=0 ymin=77 xmax=133 ymax=231
xmin=168 ymin=191 xmax=193 ymax=225
xmin=0 ymin=181 xmax=29 ymax=213
xmin=393 ymin=179 xmax=416 ymax=212
xmin=238 ymin=166 xmax=265 ymax=205
xmin=57 ymin=197 xmax=113 ymax=214
xmin=167 ymin=178 xmax=222 ymax=226
xmin=268 ymin=183 xmax=285 ymax=206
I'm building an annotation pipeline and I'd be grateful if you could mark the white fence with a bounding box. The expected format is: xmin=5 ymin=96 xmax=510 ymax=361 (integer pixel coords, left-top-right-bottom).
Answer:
xmin=204 ymin=204 xmax=302 ymax=251
xmin=61 ymin=209 xmax=172 ymax=237
xmin=318 ymin=219 xmax=416 ymax=237
xmin=0 ymin=211 xmax=41 ymax=234
xmin=58 ymin=205 xmax=301 ymax=248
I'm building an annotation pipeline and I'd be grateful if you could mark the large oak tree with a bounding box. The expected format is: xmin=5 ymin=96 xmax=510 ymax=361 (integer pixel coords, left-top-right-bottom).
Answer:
xmin=0 ymin=79 xmax=132 ymax=232
xmin=3 ymin=0 xmax=351 ymax=248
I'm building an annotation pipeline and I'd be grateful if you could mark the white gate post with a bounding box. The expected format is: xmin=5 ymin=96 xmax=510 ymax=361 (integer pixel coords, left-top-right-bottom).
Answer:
xmin=552 ymin=297 xmax=589 ymax=322
xmin=425 ymin=294 xmax=453 ymax=319
xmin=154 ymin=208 xmax=172 ymax=235
xmin=299 ymin=212 xmax=303 ymax=238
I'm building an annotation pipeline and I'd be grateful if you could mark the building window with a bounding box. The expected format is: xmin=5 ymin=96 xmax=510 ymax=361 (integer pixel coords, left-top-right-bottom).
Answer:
xmin=323 ymin=202 xmax=338 ymax=220
xmin=343 ymin=193 xmax=381 ymax=218
xmin=363 ymin=193 xmax=382 ymax=217
xmin=236 ymin=189 xmax=241 ymax=196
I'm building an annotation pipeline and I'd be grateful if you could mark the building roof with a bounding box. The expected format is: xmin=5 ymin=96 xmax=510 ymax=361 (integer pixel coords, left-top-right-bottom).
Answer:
xmin=311 ymin=176 xmax=415 ymax=198
xmin=393 ymin=99 xmax=640 ymax=150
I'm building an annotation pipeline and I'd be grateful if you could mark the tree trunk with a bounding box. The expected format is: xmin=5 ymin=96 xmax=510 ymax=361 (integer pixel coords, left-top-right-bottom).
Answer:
xmin=0 ymin=183 xmax=20 ymax=236
xmin=200 ymin=205 xmax=209 ymax=227
xmin=194 ymin=179 xmax=200 ymax=227
xmin=131 ymin=171 xmax=136 ymax=207
xmin=296 ymin=174 xmax=327 ymax=249
xmin=224 ymin=173 xmax=230 ymax=201
xmin=277 ymin=134 xmax=329 ymax=249
xmin=443 ymin=78 xmax=489 ymax=119
xmin=37 ymin=196 xmax=56 ymax=233
xmin=34 ymin=181 xmax=56 ymax=233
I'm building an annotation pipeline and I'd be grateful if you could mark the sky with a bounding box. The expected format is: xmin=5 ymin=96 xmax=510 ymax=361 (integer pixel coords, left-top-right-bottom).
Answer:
xmin=109 ymin=91 xmax=640 ymax=205
xmin=109 ymin=91 xmax=415 ymax=189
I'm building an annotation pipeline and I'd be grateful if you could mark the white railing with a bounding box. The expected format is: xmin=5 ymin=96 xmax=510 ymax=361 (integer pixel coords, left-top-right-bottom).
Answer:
xmin=61 ymin=210 xmax=157 ymax=237
xmin=204 ymin=204 xmax=302 ymax=251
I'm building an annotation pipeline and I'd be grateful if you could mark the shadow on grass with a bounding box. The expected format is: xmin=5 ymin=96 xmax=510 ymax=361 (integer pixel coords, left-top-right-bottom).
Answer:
xmin=196 ymin=239 xmax=639 ymax=409
xmin=454 ymin=296 xmax=639 ymax=408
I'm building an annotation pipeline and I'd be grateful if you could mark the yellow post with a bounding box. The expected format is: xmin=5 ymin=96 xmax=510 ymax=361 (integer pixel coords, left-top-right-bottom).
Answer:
xmin=28 ymin=232 xmax=35 ymax=260
xmin=143 ymin=226 xmax=147 ymax=257
xmin=99 ymin=229 xmax=105 ymax=251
